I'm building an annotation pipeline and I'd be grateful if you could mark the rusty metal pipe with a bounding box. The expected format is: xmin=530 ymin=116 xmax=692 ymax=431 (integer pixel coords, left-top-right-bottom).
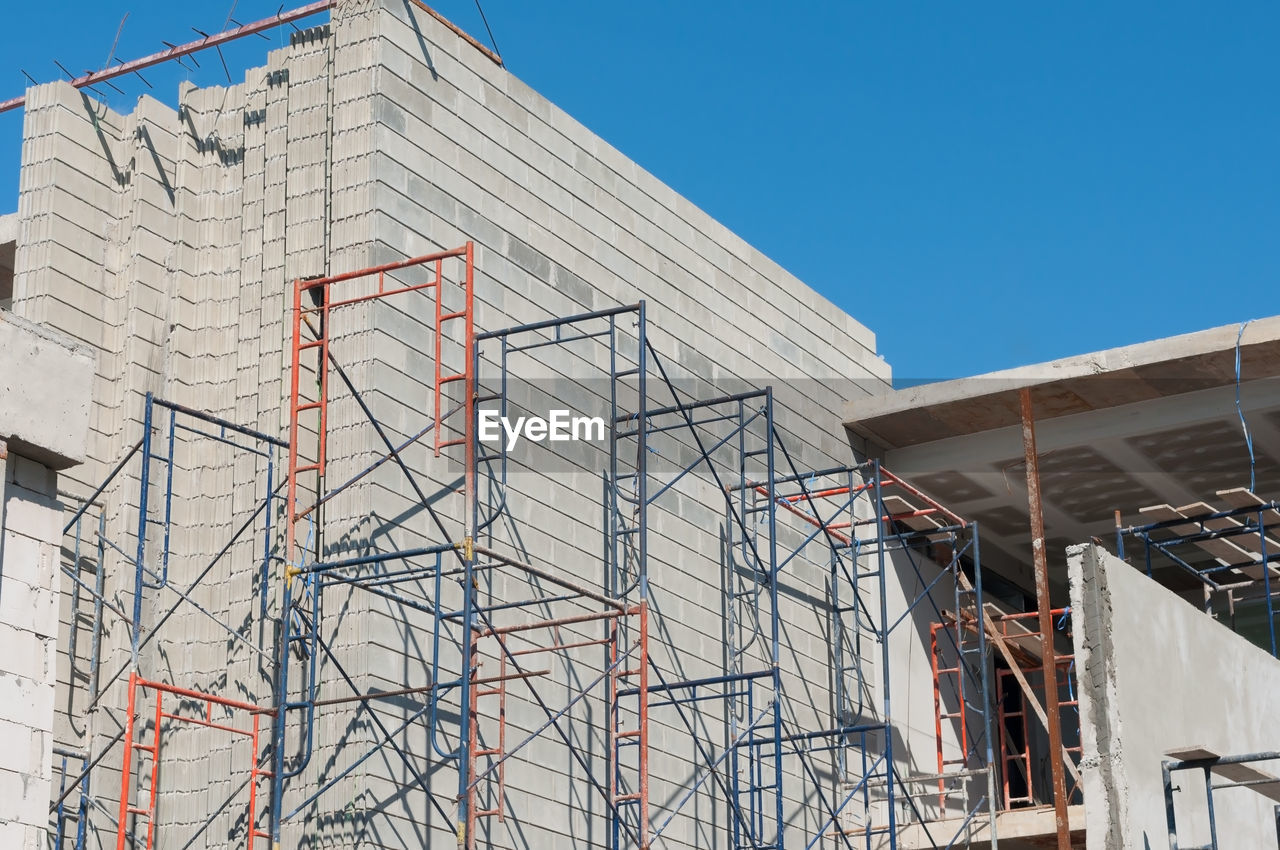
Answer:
xmin=1020 ymin=388 xmax=1071 ymax=848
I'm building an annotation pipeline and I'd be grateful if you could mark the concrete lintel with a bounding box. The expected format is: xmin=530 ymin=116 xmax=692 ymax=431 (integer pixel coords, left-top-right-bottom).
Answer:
xmin=0 ymin=311 xmax=95 ymax=469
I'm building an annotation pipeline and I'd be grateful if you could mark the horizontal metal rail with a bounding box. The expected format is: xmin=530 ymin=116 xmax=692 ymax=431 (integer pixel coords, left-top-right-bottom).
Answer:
xmin=0 ymin=1 xmax=335 ymax=114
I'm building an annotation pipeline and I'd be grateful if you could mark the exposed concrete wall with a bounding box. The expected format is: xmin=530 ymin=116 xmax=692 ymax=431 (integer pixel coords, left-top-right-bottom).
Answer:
xmin=1069 ymin=542 xmax=1280 ymax=848
xmin=12 ymin=1 xmax=910 ymax=847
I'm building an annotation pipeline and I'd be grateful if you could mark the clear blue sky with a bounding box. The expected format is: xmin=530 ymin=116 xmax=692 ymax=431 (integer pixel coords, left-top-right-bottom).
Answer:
xmin=2 ymin=2 xmax=1276 ymax=384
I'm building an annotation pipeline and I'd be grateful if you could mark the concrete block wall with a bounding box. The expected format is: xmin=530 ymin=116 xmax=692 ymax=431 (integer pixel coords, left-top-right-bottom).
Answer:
xmin=324 ymin=2 xmax=897 ymax=846
xmin=0 ymin=452 xmax=63 ymax=850
xmin=13 ymin=2 xmax=382 ymax=844
xmin=9 ymin=0 xmax=927 ymax=847
xmin=0 ymin=305 xmax=94 ymax=849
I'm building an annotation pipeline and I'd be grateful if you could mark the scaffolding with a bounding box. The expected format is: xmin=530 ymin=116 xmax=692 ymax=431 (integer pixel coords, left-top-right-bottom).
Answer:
xmin=49 ymin=243 xmax=1005 ymax=850
xmin=1117 ymin=492 xmax=1280 ymax=657
xmin=52 ymin=393 xmax=283 ymax=850
xmin=1161 ymin=749 xmax=1280 ymax=849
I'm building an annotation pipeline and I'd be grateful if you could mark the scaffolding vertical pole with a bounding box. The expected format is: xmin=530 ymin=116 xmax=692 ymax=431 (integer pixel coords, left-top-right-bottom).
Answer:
xmin=90 ymin=511 xmax=107 ymax=703
xmin=728 ymin=399 xmax=748 ymax=849
xmin=636 ymin=299 xmax=651 ymax=849
xmin=286 ymin=276 xmax=303 ymax=569
xmin=75 ymin=746 xmax=90 ymax=850
xmin=144 ymin=690 xmax=163 ymax=850
xmin=972 ymin=524 xmax=999 ymax=849
xmin=764 ymin=389 xmax=783 ymax=849
xmin=872 ymin=460 xmax=897 ymax=843
xmin=55 ymin=752 xmax=68 ymax=848
xmin=638 ymin=601 xmax=651 ymax=849
xmin=1162 ymin=761 xmax=1179 ymax=850
xmin=275 ymin=275 xmax=305 ymax=849
xmin=1259 ymin=511 xmax=1276 ymax=658
xmin=116 ymin=671 xmax=139 ymax=850
xmin=248 ymin=711 xmax=261 ymax=847
xmin=260 ymin=446 xmax=275 ymax=626
xmin=1018 ymin=388 xmax=1070 ymax=848
xmin=458 ymin=241 xmax=479 ymax=850
xmin=160 ymin=406 xmax=176 ymax=587
xmin=131 ymin=393 xmax=155 ymax=662
xmin=268 ymin=578 xmax=292 ymax=846
xmin=1203 ymin=766 xmax=1219 ymax=850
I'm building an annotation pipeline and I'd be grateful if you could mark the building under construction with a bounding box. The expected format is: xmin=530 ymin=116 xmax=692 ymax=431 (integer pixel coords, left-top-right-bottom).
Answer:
xmin=1 ymin=3 xmax=1278 ymax=849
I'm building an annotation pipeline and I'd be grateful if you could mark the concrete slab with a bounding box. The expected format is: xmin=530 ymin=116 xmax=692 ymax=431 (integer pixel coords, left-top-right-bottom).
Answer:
xmin=895 ymin=803 xmax=1086 ymax=848
xmin=846 ymin=316 xmax=1280 ymax=448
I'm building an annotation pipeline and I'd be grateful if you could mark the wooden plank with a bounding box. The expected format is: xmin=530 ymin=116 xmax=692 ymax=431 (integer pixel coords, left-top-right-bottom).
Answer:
xmin=984 ymin=603 xmax=1047 ymax=661
xmin=1139 ymin=504 xmax=1260 ymax=578
xmin=1166 ymin=746 xmax=1280 ymax=803
xmin=882 ymin=494 xmax=944 ymax=531
xmin=881 ymin=493 xmax=952 ymax=542
xmin=1217 ymin=487 xmax=1280 ymax=526
xmin=1178 ymin=501 xmax=1280 ymax=575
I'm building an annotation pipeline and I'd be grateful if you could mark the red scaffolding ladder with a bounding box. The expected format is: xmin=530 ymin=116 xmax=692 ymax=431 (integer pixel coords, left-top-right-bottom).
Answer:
xmin=609 ymin=602 xmax=650 ymax=848
xmin=285 ymin=243 xmax=475 ymax=567
xmin=115 ymin=672 xmax=271 ymax=850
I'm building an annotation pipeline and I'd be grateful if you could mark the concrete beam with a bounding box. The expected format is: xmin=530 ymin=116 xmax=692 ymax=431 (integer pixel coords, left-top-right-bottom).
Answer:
xmin=0 ymin=311 xmax=94 ymax=469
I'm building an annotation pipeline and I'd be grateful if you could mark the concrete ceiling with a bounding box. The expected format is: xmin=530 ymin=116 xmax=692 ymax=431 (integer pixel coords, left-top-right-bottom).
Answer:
xmin=845 ymin=317 xmax=1280 ymax=603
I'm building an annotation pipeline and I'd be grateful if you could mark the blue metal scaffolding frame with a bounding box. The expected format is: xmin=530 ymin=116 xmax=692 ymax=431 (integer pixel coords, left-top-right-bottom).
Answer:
xmin=52 ymin=282 xmax=1002 ymax=850
xmin=1117 ymin=500 xmax=1280 ymax=657
xmin=53 ymin=393 xmax=283 ymax=850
